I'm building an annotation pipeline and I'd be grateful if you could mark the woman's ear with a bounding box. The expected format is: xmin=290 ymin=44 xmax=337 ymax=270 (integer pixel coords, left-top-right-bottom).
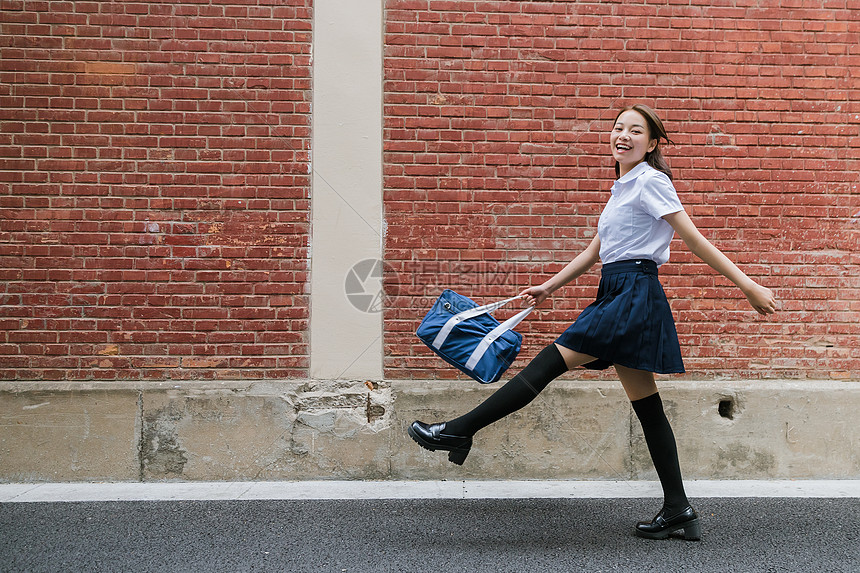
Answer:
xmin=647 ymin=138 xmax=658 ymax=153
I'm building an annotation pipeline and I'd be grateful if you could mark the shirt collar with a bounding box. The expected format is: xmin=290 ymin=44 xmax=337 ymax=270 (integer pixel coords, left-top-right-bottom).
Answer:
xmin=616 ymin=161 xmax=650 ymax=184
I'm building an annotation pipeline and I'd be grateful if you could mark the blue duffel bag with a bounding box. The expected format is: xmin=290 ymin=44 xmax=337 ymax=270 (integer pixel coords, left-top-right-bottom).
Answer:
xmin=416 ymin=289 xmax=534 ymax=384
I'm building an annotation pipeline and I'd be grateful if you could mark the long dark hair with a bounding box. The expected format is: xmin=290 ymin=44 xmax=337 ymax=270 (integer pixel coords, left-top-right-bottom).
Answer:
xmin=613 ymin=104 xmax=675 ymax=181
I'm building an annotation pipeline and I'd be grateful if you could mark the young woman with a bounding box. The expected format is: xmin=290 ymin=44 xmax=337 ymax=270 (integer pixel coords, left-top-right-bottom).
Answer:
xmin=408 ymin=104 xmax=777 ymax=540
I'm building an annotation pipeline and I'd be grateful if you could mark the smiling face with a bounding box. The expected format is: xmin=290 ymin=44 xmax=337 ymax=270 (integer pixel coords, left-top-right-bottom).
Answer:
xmin=610 ymin=109 xmax=658 ymax=177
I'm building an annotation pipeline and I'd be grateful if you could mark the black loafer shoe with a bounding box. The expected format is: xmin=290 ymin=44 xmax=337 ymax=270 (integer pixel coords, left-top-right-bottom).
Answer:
xmin=635 ymin=505 xmax=701 ymax=541
xmin=407 ymin=421 xmax=472 ymax=465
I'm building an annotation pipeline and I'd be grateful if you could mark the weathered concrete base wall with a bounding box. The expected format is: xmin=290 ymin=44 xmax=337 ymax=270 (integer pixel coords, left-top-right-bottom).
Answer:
xmin=1 ymin=380 xmax=858 ymax=483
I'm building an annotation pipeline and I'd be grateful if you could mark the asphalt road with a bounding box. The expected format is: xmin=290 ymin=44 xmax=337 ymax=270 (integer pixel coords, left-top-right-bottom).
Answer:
xmin=2 ymin=497 xmax=859 ymax=573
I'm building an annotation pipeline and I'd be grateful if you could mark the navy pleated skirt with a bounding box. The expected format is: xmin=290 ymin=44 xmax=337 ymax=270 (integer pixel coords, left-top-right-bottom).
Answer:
xmin=555 ymin=259 xmax=685 ymax=374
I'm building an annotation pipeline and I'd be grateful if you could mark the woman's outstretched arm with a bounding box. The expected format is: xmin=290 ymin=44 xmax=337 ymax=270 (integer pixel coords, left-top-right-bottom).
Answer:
xmin=519 ymin=235 xmax=601 ymax=307
xmin=663 ymin=210 xmax=776 ymax=315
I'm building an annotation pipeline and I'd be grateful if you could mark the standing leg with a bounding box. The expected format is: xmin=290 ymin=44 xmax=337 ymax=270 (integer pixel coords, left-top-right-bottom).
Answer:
xmin=615 ymin=364 xmax=700 ymax=541
xmin=408 ymin=344 xmax=596 ymax=464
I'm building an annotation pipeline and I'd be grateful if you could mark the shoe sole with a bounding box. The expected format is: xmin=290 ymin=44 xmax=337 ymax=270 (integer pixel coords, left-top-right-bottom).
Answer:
xmin=407 ymin=425 xmax=470 ymax=466
xmin=635 ymin=518 xmax=701 ymax=541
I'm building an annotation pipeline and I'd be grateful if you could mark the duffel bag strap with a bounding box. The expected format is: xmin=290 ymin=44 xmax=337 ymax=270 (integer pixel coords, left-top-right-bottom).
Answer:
xmin=431 ymin=295 xmax=527 ymax=350
xmin=464 ymin=305 xmax=534 ymax=370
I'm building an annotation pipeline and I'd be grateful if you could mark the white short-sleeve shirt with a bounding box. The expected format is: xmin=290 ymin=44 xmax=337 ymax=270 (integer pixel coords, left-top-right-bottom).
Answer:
xmin=597 ymin=162 xmax=684 ymax=266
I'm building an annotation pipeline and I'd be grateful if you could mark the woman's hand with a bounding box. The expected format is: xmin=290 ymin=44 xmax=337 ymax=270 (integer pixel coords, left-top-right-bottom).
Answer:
xmin=744 ymin=282 xmax=777 ymax=315
xmin=518 ymin=285 xmax=551 ymax=307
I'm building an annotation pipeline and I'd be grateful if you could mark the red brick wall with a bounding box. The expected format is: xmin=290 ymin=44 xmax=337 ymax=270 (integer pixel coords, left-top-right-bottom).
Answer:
xmin=0 ymin=0 xmax=312 ymax=380
xmin=383 ymin=0 xmax=860 ymax=380
xmin=2 ymin=1 xmax=858 ymax=383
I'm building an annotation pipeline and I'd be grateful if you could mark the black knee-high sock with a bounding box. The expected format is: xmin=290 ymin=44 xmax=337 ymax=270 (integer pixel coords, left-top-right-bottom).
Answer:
xmin=444 ymin=344 xmax=569 ymax=437
xmin=631 ymin=392 xmax=689 ymax=515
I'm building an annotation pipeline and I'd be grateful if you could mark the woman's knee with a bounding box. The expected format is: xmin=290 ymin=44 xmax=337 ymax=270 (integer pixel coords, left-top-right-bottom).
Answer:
xmin=615 ymin=364 xmax=658 ymax=401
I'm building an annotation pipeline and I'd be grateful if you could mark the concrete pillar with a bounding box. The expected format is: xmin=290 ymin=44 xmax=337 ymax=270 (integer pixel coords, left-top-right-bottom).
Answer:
xmin=310 ymin=0 xmax=384 ymax=379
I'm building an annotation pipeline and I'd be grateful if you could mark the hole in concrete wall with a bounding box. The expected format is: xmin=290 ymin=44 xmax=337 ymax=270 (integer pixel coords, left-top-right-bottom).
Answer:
xmin=366 ymin=393 xmax=385 ymax=423
xmin=718 ymin=399 xmax=735 ymax=420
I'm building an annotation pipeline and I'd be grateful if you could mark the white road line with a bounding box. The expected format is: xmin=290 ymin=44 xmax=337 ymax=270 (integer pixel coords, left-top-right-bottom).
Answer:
xmin=2 ymin=480 xmax=860 ymax=503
